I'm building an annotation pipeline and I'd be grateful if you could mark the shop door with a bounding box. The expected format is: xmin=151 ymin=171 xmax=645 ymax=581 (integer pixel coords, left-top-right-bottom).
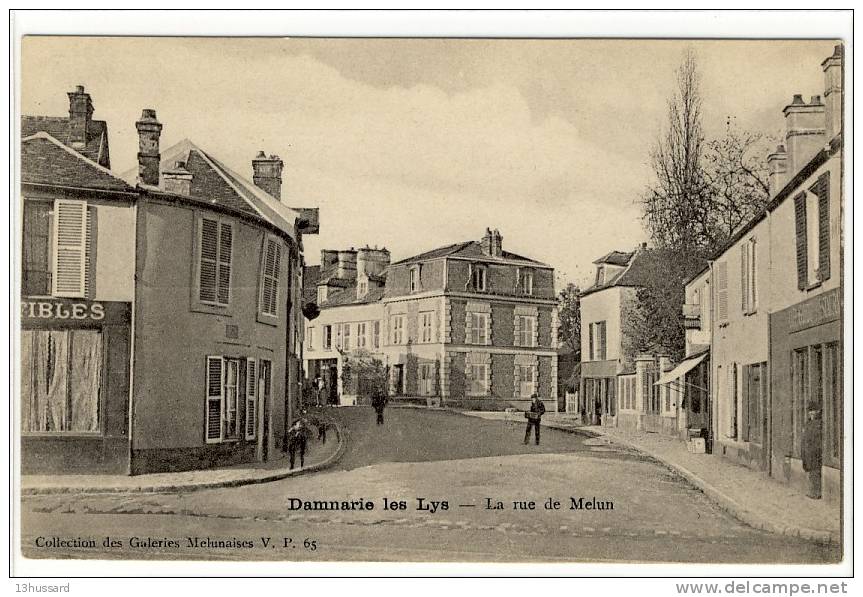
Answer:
xmin=258 ymin=359 xmax=272 ymax=461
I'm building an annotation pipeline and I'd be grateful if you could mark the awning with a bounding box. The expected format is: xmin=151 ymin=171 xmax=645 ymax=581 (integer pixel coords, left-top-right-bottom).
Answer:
xmin=654 ymin=353 xmax=708 ymax=386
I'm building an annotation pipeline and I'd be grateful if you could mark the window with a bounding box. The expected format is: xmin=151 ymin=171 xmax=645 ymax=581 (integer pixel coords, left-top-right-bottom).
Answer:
xmin=358 ymin=280 xmax=368 ymax=296
xmin=795 ymin=172 xmax=831 ymax=290
xmin=22 ymin=202 xmax=53 ymax=296
xmin=643 ymin=365 xmax=660 ymax=415
xmin=420 ymin=311 xmax=434 ymax=343
xmin=588 ymin=321 xmax=607 ymax=360
xmin=466 ymin=363 xmax=489 ymax=396
xmin=391 ymin=315 xmax=405 ymax=345
xmin=727 ymin=362 xmax=738 ymax=439
xmin=342 ymin=324 xmax=352 ymax=351
xmin=205 ymin=356 xmax=242 ymax=443
xmin=595 ymin=266 xmax=605 ymax=286
xmin=791 ymin=349 xmax=809 ymax=457
xmin=515 ymin=315 xmax=536 ymax=347
xmin=418 ymin=363 xmax=436 ymax=396
xmin=198 ymin=216 xmax=233 ymax=306
xmin=357 ymin=322 xmax=367 ymax=349
xmin=715 ymin=261 xmax=729 ymax=323
xmin=20 ymin=330 xmax=102 ymax=433
xmin=409 ymin=267 xmax=420 ymax=293
xmin=372 ymin=321 xmax=381 ymax=349
xmin=323 ymin=325 xmax=332 ymax=350
xmin=245 ymin=358 xmax=257 ymax=440
xmin=518 ymin=269 xmax=534 ymax=295
xmin=516 ymin=364 xmax=536 ymax=398
xmin=335 ymin=324 xmax=343 ymax=349
xmin=467 ymin=312 xmax=489 ymax=345
xmin=317 ymin=286 xmax=327 ymax=304
xmin=259 ymin=237 xmax=281 ymax=317
xmin=742 ymin=362 xmax=767 ymax=444
xmin=824 ymin=343 xmax=841 ymax=467
xmin=741 ymin=238 xmax=757 ymax=314
xmin=470 ymin=264 xmax=487 ymax=292
xmin=306 ymin=327 xmax=314 ymax=351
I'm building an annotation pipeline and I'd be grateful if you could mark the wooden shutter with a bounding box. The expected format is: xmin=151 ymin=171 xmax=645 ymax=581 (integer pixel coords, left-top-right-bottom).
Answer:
xmin=794 ymin=193 xmax=808 ymax=290
xmin=513 ymin=363 xmax=521 ymax=398
xmin=813 ymin=173 xmax=831 ymax=282
xmin=261 ymin=238 xmax=281 ymax=316
xmin=716 ymin=261 xmax=729 ymax=322
xmin=217 ymin=222 xmax=233 ymax=305
xmin=52 ymin=200 xmax=87 ymax=297
xmin=599 ymin=322 xmax=607 ymax=360
xmin=199 ymin=218 xmax=219 ymax=303
xmin=245 ymin=358 xmax=257 ymax=440
xmin=206 ymin=356 xmax=224 ymax=443
xmin=730 ymin=363 xmax=738 ymax=439
xmin=485 ymin=313 xmax=492 ymax=345
xmin=588 ymin=323 xmax=595 ymax=361
xmin=740 ymin=243 xmax=749 ymax=313
xmin=741 ymin=365 xmax=750 ymax=442
xmin=465 ymin=311 xmax=474 ymax=344
xmin=513 ymin=314 xmax=522 ymax=347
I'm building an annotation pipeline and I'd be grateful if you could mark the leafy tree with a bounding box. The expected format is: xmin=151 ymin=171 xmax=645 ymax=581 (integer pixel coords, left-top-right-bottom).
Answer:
xmin=557 ymin=283 xmax=582 ymax=354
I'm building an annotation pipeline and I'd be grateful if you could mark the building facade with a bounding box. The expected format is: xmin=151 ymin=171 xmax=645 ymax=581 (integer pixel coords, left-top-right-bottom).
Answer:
xmin=304 ymin=229 xmax=559 ymax=411
xmin=20 ymin=86 xmax=317 ymax=475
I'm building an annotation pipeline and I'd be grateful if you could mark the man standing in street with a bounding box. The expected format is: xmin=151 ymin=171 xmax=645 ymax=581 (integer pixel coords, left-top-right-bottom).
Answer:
xmin=802 ymin=402 xmax=823 ymax=499
xmin=524 ymin=394 xmax=546 ymax=445
xmin=287 ymin=418 xmax=310 ymax=470
xmin=371 ymin=391 xmax=388 ymax=426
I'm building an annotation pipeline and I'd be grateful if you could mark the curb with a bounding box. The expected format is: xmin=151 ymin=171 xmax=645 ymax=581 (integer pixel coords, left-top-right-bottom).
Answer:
xmin=22 ymin=422 xmax=347 ymax=496
xmin=577 ymin=427 xmax=840 ymax=547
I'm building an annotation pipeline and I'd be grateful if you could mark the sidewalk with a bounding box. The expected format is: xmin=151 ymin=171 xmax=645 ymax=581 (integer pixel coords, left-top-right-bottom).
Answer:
xmin=462 ymin=411 xmax=841 ymax=545
xmin=21 ymin=424 xmax=345 ymax=496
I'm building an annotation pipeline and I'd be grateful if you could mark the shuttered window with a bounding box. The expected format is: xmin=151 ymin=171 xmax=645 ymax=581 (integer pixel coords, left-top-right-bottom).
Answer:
xmin=598 ymin=321 xmax=607 ymax=360
xmin=811 ymin=172 xmax=831 ymax=282
xmin=205 ymin=356 xmax=223 ymax=443
xmin=245 ymin=358 xmax=257 ymax=440
xmin=514 ymin=315 xmax=536 ymax=347
xmin=259 ymin=237 xmax=282 ymax=317
xmin=466 ymin=363 xmax=489 ymax=396
xmin=715 ymin=261 xmax=729 ymax=323
xmin=741 ymin=238 xmax=757 ymax=314
xmin=588 ymin=323 xmax=595 ymax=361
xmin=794 ymin=193 xmax=808 ymax=290
xmin=199 ymin=216 xmax=233 ymax=306
xmin=52 ymin=200 xmax=88 ymax=298
xmin=23 ymin=202 xmax=53 ymax=296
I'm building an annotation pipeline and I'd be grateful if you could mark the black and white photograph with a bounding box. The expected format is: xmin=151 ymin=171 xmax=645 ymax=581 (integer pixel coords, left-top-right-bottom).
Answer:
xmin=9 ymin=9 xmax=852 ymax=581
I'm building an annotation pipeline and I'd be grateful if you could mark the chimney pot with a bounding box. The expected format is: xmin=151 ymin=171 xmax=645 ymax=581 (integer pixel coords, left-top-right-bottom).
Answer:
xmin=810 ymin=95 xmax=822 ymax=105
xmin=791 ymin=94 xmax=805 ymax=105
xmin=75 ymin=85 xmax=85 ymax=93
xmin=256 ymin=150 xmax=266 ymax=158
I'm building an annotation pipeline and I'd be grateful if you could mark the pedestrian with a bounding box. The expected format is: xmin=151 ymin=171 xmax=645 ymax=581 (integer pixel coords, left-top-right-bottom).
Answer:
xmin=371 ymin=391 xmax=387 ymax=426
xmin=287 ymin=418 xmax=310 ymax=470
xmin=523 ymin=394 xmax=546 ymax=445
xmin=802 ymin=401 xmax=823 ymax=499
xmin=313 ymin=376 xmax=323 ymax=407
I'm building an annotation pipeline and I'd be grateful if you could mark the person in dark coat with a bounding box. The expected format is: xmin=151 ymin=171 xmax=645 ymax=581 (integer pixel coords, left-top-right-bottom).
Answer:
xmin=371 ymin=391 xmax=387 ymax=425
xmin=802 ymin=402 xmax=823 ymax=499
xmin=523 ymin=394 xmax=546 ymax=445
xmin=287 ymin=419 xmax=310 ymax=470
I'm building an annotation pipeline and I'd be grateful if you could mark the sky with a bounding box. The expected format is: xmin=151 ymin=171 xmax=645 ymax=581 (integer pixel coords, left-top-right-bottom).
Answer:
xmin=20 ymin=37 xmax=837 ymax=288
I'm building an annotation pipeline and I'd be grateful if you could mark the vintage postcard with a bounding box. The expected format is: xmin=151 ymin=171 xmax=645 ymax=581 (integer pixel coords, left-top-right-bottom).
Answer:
xmin=10 ymin=10 xmax=852 ymax=581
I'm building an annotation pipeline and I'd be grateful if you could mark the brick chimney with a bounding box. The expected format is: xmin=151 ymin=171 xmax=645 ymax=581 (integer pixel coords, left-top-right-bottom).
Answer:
xmin=135 ymin=109 xmax=162 ymax=186
xmin=162 ymin=160 xmax=192 ymax=196
xmin=321 ymin=250 xmax=339 ymax=269
xmin=783 ymin=94 xmax=825 ymax=176
xmin=357 ymin=246 xmax=391 ymax=277
xmin=337 ymin=249 xmax=357 ymax=279
xmin=767 ymin=144 xmax=788 ymax=197
xmin=252 ymin=151 xmax=284 ymax=200
xmin=67 ymin=85 xmax=93 ymax=149
xmin=822 ymin=44 xmax=843 ymax=140
xmin=481 ymin=228 xmax=493 ymax=255
xmin=491 ymin=229 xmax=503 ymax=257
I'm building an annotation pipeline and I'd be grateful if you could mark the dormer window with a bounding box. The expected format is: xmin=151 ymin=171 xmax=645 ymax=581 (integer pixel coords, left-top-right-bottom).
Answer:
xmin=316 ymin=286 xmax=327 ymax=304
xmin=518 ymin=268 xmax=534 ymax=295
xmin=409 ymin=266 xmax=420 ymax=293
xmin=470 ymin=264 xmax=487 ymax=292
xmin=358 ymin=279 xmax=368 ymax=297
xmin=595 ymin=266 xmax=606 ymax=286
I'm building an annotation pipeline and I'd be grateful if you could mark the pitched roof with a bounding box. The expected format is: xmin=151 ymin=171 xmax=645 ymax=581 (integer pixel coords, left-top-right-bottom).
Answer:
xmin=303 ymin=265 xmax=322 ymax=305
xmin=593 ymin=250 xmax=634 ymax=266
xmin=391 ymin=240 xmax=549 ymax=267
xmin=21 ymin=132 xmax=133 ymax=194
xmin=319 ymin=284 xmax=386 ymax=308
xmin=583 ymin=246 xmax=708 ymax=297
xmin=121 ymin=139 xmax=302 ymax=240
xmin=22 ymin=116 xmax=110 ymax=168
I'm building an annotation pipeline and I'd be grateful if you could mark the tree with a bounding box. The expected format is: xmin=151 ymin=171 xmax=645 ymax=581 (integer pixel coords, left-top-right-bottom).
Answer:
xmin=557 ymin=283 xmax=581 ymax=354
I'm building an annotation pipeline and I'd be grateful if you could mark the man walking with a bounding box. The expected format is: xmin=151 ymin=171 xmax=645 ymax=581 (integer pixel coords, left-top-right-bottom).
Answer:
xmin=287 ymin=418 xmax=310 ymax=470
xmin=524 ymin=394 xmax=546 ymax=445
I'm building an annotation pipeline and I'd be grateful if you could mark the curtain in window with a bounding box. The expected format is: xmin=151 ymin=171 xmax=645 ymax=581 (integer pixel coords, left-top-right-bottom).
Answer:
xmin=20 ymin=331 xmax=34 ymax=430
xmin=69 ymin=331 xmax=102 ymax=432
xmin=27 ymin=331 xmax=69 ymax=432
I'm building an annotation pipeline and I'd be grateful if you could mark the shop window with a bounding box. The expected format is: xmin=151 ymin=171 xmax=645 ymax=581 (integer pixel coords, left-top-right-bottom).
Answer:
xmin=791 ymin=349 xmax=809 ymax=457
xmin=20 ymin=329 xmax=102 ymax=433
xmin=824 ymin=343 xmax=841 ymax=467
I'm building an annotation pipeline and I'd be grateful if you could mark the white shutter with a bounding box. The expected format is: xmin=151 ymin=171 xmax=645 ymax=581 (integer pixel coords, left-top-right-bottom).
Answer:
xmin=716 ymin=261 xmax=729 ymax=322
xmin=245 ymin=358 xmax=257 ymax=440
xmin=84 ymin=207 xmax=94 ymax=298
xmin=514 ymin=315 xmax=522 ymax=347
xmin=206 ymin=356 xmax=224 ymax=443
xmin=484 ymin=364 xmax=491 ymax=395
xmin=52 ymin=200 xmax=87 ymax=297
xmin=465 ymin=311 xmax=474 ymax=344
xmin=485 ymin=313 xmax=492 ymax=346
xmin=514 ymin=363 xmax=521 ymax=398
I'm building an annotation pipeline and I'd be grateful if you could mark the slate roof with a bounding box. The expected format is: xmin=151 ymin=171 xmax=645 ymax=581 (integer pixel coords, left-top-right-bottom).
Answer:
xmin=303 ymin=265 xmax=322 ymax=305
xmin=320 ymin=284 xmax=386 ymax=308
xmin=22 ymin=116 xmax=110 ymax=168
xmin=593 ymin=250 xmax=634 ymax=266
xmin=391 ymin=240 xmax=549 ymax=267
xmin=21 ymin=132 xmax=133 ymax=194
xmin=582 ymin=247 xmax=708 ymax=297
xmin=120 ymin=139 xmax=302 ymax=240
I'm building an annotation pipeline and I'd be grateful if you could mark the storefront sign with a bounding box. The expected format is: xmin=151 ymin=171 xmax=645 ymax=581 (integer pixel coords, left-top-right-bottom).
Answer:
xmin=21 ymin=298 xmax=130 ymax=327
xmin=788 ymin=289 xmax=841 ymax=334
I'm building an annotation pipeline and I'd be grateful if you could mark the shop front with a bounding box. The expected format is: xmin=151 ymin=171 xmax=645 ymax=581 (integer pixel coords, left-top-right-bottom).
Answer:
xmin=20 ymin=297 xmax=132 ymax=474
xmin=769 ymin=288 xmax=842 ymax=505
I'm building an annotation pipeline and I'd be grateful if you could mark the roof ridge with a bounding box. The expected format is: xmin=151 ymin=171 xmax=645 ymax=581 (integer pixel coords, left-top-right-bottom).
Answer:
xmin=22 ymin=131 xmax=128 ymax=184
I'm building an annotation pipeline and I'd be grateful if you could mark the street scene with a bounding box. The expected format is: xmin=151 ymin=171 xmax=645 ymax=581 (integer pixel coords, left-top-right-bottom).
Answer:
xmin=16 ymin=34 xmax=846 ymax=569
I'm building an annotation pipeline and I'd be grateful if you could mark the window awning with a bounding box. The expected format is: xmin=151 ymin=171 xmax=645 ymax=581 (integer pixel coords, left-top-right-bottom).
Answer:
xmin=654 ymin=353 xmax=708 ymax=386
